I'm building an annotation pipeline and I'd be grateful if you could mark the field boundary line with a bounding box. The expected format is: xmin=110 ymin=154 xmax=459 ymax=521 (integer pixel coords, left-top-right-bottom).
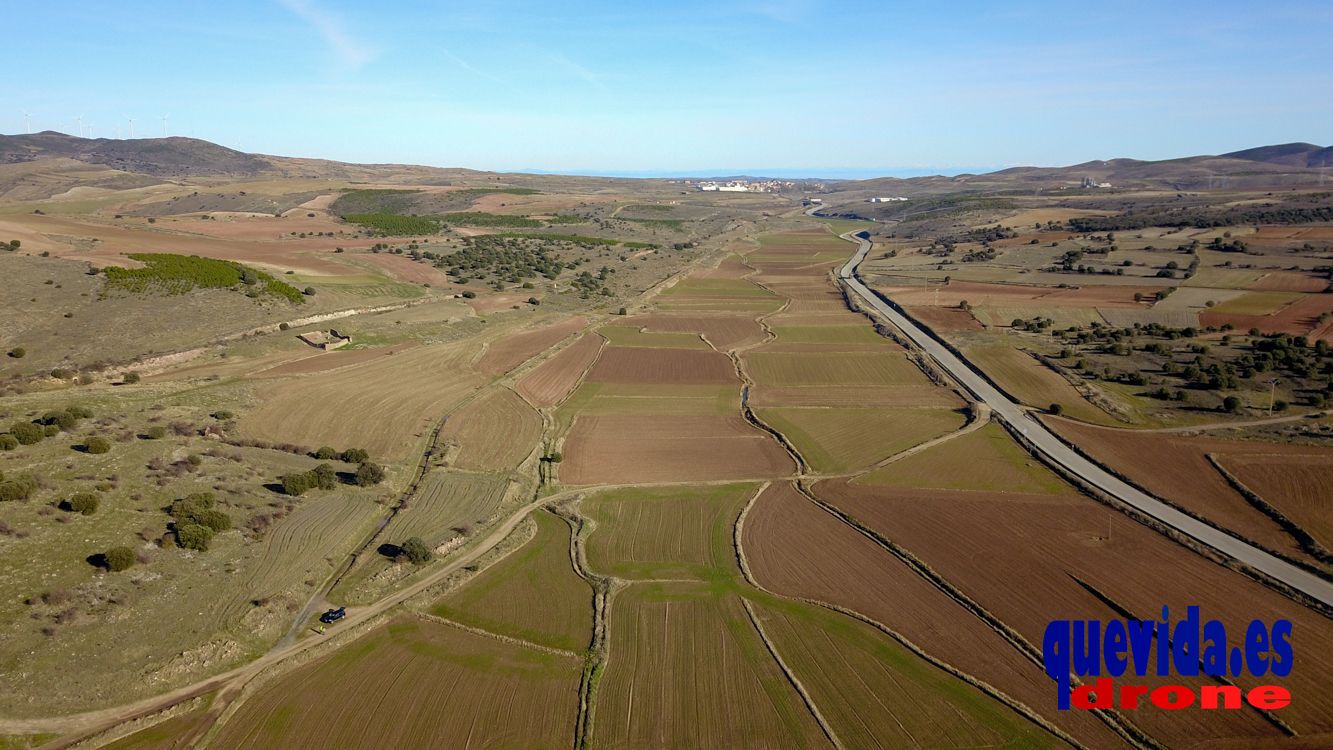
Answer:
xmin=413 ymin=612 xmax=582 ymax=659
xmin=739 ymin=597 xmax=844 ymax=749
xmin=1205 ymin=453 xmax=1333 ymax=564
xmin=865 ymin=402 xmax=990 ymax=471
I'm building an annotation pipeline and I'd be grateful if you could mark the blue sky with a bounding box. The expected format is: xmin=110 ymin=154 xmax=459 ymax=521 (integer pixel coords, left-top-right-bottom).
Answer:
xmin=6 ymin=1 xmax=1332 ymax=176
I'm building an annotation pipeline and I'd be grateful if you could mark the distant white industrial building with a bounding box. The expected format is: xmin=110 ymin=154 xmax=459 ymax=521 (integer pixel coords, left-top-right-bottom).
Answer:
xmin=868 ymin=196 xmax=909 ymax=203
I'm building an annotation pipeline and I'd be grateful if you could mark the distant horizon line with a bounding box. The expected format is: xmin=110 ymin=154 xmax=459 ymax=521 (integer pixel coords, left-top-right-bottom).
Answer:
xmin=504 ymin=166 xmax=1008 ymax=180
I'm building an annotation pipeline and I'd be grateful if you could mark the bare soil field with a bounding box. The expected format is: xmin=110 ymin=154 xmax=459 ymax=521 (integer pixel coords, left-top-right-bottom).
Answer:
xmin=816 ymin=478 xmax=1333 ymax=742
xmin=239 ymin=340 xmax=483 ymax=461
xmin=627 ymin=313 xmax=767 ymax=350
xmin=1249 ymin=270 xmax=1330 ymax=293
xmin=440 ymin=387 xmax=541 ymax=472
xmin=1048 ymin=419 xmax=1324 ymax=561
xmin=1201 ymin=293 xmax=1333 ymax=340
xmin=743 ymin=351 xmax=924 ymax=387
xmin=857 ymin=422 xmax=1072 ymax=495
xmin=748 ymin=599 xmax=1062 ymax=749
xmin=741 ymin=482 xmax=1124 ymax=748
xmin=905 ymin=304 xmax=983 ymax=332
xmin=432 ymin=511 xmax=593 ymax=652
xmin=593 ymin=584 xmax=832 ymax=749
xmin=515 ymin=332 xmax=604 ymax=407
xmin=0 ymin=214 xmax=370 ymax=275
xmin=583 ymin=483 xmax=755 ymax=580
xmin=1216 ymin=453 xmax=1333 ymax=549
xmin=696 ymin=255 xmax=753 ymax=278
xmin=209 ymin=617 xmax=581 ymax=749
xmin=585 ymin=346 xmax=737 ymax=385
xmin=476 ymin=316 xmax=587 ymax=376
xmin=354 ymin=252 xmax=455 ymax=285
xmin=555 ymin=383 xmax=740 ymax=435
xmin=560 ymin=415 xmax=794 ymax=485
xmin=756 ymin=406 xmax=965 ymax=474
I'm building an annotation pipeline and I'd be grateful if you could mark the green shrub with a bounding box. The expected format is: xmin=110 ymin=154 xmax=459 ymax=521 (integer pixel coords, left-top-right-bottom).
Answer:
xmin=0 ymin=435 xmax=17 ymax=451
xmin=281 ymin=472 xmax=312 ymax=496
xmin=122 ymin=372 xmax=140 ymax=384
xmin=10 ymin=422 xmax=45 ymax=445
xmin=344 ymin=213 xmax=441 ymax=236
xmin=84 ymin=436 xmax=111 ymax=454
xmin=105 ymin=546 xmax=136 ymax=572
xmin=176 ymin=523 xmax=213 ymax=551
xmin=400 ymin=536 xmax=432 ymax=564
xmin=211 ymin=410 xmax=234 ymax=420
xmin=355 ymin=462 xmax=385 ymax=487
xmin=41 ymin=411 xmax=77 ymax=430
xmin=314 ymin=446 xmax=338 ymax=460
xmin=102 ymin=253 xmax=305 ymax=304
xmin=7 ymin=347 xmax=25 ymax=358
xmin=43 ymin=424 xmax=60 ymax=437
xmin=143 ymin=425 xmax=167 ymax=440
xmin=68 ymin=492 xmax=99 ymax=515
xmin=311 ymin=463 xmax=339 ymax=490
xmin=340 ymin=448 xmax=369 ymax=464
xmin=0 ymin=475 xmax=39 ymax=502
xmin=194 ymin=509 xmax=232 ymax=532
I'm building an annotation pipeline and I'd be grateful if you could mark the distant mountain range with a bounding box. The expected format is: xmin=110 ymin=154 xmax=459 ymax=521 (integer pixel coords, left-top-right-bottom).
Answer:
xmin=0 ymin=131 xmax=1328 ymax=189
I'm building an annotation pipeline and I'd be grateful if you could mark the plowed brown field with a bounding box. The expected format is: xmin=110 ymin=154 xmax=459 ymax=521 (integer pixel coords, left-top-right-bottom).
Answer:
xmin=816 ymin=478 xmax=1333 ymax=742
xmin=515 ymin=332 xmax=603 ymax=406
xmin=477 ymin=316 xmax=587 ymax=375
xmin=560 ymin=415 xmax=794 ymax=484
xmin=627 ymin=313 xmax=767 ymax=350
xmin=585 ymin=346 xmax=737 ymax=384
xmin=740 ymin=482 xmax=1124 ymax=748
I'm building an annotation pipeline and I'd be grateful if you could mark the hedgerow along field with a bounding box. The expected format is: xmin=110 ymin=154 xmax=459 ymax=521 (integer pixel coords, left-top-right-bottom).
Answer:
xmin=101 ymin=253 xmax=305 ymax=303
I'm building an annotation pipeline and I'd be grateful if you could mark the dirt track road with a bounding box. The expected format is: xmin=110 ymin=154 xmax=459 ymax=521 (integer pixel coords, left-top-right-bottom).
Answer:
xmin=834 ymin=228 xmax=1333 ymax=608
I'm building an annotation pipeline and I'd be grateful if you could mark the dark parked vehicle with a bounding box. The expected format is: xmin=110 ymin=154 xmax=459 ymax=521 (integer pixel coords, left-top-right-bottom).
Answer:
xmin=319 ymin=607 xmax=346 ymax=624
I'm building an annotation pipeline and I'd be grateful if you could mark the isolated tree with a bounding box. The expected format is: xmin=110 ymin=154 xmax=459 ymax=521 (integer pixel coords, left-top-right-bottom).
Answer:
xmin=303 ymin=286 xmax=316 ymax=296
xmin=1222 ymin=396 xmax=1243 ymax=413
xmin=122 ymin=372 xmax=140 ymax=384
xmin=84 ymin=436 xmax=111 ymax=454
xmin=41 ymin=410 xmax=78 ymax=431
xmin=355 ymin=462 xmax=385 ymax=487
xmin=68 ymin=492 xmax=100 ymax=515
xmin=314 ymin=446 xmax=338 ymax=460
xmin=400 ymin=536 xmax=432 ymax=565
xmin=311 ymin=463 xmax=339 ymax=490
xmin=7 ymin=347 xmax=24 ymax=358
xmin=105 ymin=546 xmax=136 ymax=572
xmin=1047 ymin=403 xmax=1064 ymax=416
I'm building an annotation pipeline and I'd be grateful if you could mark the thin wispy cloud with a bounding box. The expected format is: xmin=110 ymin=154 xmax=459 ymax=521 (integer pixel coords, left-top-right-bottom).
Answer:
xmin=277 ymin=0 xmax=377 ymax=69
xmin=548 ymin=53 xmax=608 ymax=92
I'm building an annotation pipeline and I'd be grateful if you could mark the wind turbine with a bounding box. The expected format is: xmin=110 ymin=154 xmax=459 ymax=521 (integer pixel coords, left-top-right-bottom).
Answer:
xmin=161 ymin=113 xmax=169 ymax=137
xmin=74 ymin=114 xmax=84 ymax=138
xmin=22 ymin=111 xmax=31 ymax=133
xmin=124 ymin=115 xmax=135 ymax=139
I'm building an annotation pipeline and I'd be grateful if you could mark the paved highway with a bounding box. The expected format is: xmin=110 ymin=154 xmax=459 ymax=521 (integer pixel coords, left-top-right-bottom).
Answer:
xmin=835 ymin=229 xmax=1333 ymax=608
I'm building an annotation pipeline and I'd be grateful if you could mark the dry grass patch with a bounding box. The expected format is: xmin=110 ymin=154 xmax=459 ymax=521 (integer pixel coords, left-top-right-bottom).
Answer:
xmin=239 ymin=340 xmax=483 ymax=462
xmin=748 ymin=384 xmax=964 ymax=409
xmin=440 ymin=387 xmax=541 ymax=471
xmin=964 ymin=344 xmax=1119 ymax=425
xmin=1217 ymin=453 xmax=1333 ymax=549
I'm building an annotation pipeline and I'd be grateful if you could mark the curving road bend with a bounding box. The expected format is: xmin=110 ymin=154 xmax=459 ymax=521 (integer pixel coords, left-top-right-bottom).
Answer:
xmin=834 ymin=229 xmax=1333 ymax=608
